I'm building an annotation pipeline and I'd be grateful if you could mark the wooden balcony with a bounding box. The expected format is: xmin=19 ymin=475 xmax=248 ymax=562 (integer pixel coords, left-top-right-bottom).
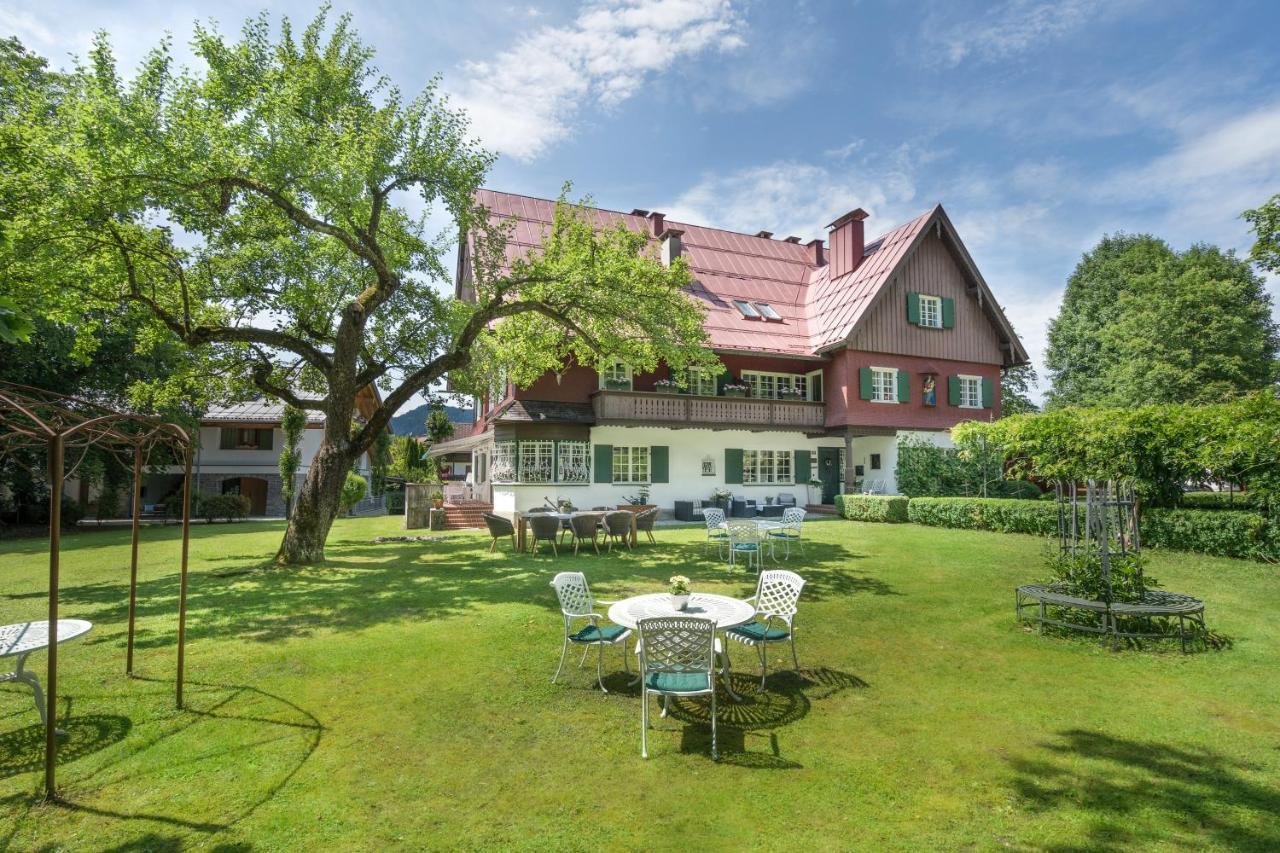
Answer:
xmin=590 ymin=390 xmax=826 ymax=431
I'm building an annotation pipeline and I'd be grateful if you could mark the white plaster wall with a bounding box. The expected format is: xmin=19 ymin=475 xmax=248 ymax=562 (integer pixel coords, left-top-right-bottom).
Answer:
xmin=846 ymin=429 xmax=953 ymax=495
xmin=187 ymin=425 xmax=369 ymax=476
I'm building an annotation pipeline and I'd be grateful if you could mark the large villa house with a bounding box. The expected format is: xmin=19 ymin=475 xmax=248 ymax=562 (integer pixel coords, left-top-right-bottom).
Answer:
xmin=430 ymin=189 xmax=1028 ymax=516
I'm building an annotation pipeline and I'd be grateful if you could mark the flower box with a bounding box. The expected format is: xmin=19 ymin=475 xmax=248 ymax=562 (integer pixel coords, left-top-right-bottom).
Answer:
xmin=723 ymin=387 xmax=747 ymax=398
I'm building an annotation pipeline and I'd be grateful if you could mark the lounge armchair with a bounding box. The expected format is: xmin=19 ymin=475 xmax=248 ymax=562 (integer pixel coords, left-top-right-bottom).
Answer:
xmin=567 ymin=513 xmax=602 ymax=555
xmin=529 ymin=513 xmax=562 ymax=555
xmin=634 ymin=507 xmax=658 ymax=544
xmin=483 ymin=513 xmax=516 ymax=553
xmin=603 ymin=511 xmax=633 ymax=552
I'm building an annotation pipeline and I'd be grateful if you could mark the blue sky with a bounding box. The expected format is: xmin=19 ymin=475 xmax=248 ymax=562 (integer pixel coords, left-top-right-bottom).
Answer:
xmin=8 ymin=0 xmax=1280 ymax=402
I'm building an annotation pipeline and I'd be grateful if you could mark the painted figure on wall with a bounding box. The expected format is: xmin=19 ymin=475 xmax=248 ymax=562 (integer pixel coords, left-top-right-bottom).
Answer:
xmin=922 ymin=374 xmax=937 ymax=407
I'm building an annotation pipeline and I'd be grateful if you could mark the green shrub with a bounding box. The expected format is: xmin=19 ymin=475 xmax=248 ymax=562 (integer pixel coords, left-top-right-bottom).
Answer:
xmin=907 ymin=497 xmax=1059 ymax=536
xmin=341 ymin=472 xmax=370 ymax=512
xmin=1141 ymin=508 xmax=1278 ymax=561
xmin=1178 ymin=491 xmax=1259 ymax=512
xmin=991 ymin=479 xmax=1043 ymax=500
xmin=835 ymin=494 xmax=909 ymax=523
xmin=194 ymin=492 xmax=251 ymax=523
xmin=1045 ymin=550 xmax=1154 ymax=602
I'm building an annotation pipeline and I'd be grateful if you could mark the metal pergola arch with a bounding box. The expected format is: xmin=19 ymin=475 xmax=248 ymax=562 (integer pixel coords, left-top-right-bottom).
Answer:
xmin=0 ymin=381 xmax=194 ymax=799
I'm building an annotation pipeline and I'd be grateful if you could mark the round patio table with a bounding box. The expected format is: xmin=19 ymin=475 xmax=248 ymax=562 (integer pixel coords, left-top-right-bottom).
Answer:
xmin=608 ymin=593 xmax=756 ymax=701
xmin=1 ymin=619 xmax=93 ymax=726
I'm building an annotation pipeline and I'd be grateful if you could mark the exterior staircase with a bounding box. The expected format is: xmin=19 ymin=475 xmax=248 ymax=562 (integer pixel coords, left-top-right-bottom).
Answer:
xmin=805 ymin=503 xmax=839 ymax=516
xmin=442 ymin=500 xmax=492 ymax=530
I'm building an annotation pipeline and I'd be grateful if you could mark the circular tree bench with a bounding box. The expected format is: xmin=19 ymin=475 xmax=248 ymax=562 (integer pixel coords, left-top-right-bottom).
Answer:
xmin=1016 ymin=584 xmax=1206 ymax=652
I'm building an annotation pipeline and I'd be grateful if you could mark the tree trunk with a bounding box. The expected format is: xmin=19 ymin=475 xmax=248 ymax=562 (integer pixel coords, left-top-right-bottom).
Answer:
xmin=275 ymin=438 xmax=355 ymax=564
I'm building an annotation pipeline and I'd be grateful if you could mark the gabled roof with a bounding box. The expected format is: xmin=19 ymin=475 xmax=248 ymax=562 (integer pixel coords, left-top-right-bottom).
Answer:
xmin=466 ymin=189 xmax=1027 ymax=364
xmin=201 ymin=385 xmax=385 ymax=426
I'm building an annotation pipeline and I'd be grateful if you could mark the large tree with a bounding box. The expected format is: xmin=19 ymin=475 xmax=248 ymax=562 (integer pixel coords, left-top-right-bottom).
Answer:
xmin=1045 ymin=234 xmax=1276 ymax=407
xmin=1244 ymin=193 xmax=1280 ymax=274
xmin=3 ymin=12 xmax=716 ymax=563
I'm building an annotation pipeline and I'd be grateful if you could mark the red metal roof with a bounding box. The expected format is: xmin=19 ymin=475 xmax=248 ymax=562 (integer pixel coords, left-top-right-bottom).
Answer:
xmin=469 ymin=190 xmax=974 ymax=359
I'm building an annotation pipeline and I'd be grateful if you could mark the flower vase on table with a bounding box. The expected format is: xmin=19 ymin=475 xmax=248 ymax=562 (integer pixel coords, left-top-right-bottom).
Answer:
xmin=669 ymin=575 xmax=691 ymax=610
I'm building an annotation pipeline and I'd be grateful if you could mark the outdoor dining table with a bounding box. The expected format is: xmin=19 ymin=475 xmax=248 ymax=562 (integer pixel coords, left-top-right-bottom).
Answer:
xmin=607 ymin=592 xmax=756 ymax=700
xmin=1 ymin=619 xmax=93 ymax=727
xmin=515 ymin=510 xmax=637 ymax=552
xmin=719 ymin=518 xmax=789 ymax=563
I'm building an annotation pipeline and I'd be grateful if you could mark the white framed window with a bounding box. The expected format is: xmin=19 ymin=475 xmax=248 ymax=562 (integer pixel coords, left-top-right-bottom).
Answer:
xmin=742 ymin=371 xmax=806 ymax=400
xmin=871 ymin=367 xmax=898 ymax=403
xmin=492 ymin=441 xmax=517 ymax=483
xmin=687 ymin=368 xmax=718 ymax=396
xmin=806 ymin=369 xmax=824 ymax=402
xmin=612 ymin=446 xmax=650 ymax=484
xmin=600 ymin=362 xmax=632 ymax=390
xmin=919 ymin=294 xmax=942 ymax=329
xmin=518 ymin=440 xmax=554 ymax=483
xmin=742 ymin=449 xmax=794 ymax=484
xmin=958 ymin=375 xmax=982 ymax=409
xmin=488 ymin=369 xmax=508 ymax=408
xmin=556 ymin=440 xmax=590 ymax=483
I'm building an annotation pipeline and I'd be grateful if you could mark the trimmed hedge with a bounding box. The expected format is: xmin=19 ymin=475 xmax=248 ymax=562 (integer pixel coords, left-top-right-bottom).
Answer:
xmin=908 ymin=497 xmax=1058 ymax=536
xmin=1141 ymin=508 xmax=1277 ymax=561
xmin=835 ymin=494 xmax=909 ymax=523
xmin=1179 ymin=491 xmax=1259 ymax=512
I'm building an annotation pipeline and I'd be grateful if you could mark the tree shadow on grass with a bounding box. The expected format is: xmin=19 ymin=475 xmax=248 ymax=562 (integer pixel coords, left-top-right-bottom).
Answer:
xmin=1007 ymin=728 xmax=1280 ymax=851
xmin=0 ymin=713 xmax=132 ymax=779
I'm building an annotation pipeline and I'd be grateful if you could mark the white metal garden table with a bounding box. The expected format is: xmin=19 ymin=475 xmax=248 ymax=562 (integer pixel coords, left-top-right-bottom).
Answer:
xmin=608 ymin=593 xmax=756 ymax=701
xmin=1 ymin=619 xmax=93 ymax=725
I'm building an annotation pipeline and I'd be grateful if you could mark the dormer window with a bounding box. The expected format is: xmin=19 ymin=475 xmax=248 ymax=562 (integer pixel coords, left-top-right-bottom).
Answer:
xmin=756 ymin=303 xmax=782 ymax=321
xmin=733 ymin=300 xmax=760 ymax=319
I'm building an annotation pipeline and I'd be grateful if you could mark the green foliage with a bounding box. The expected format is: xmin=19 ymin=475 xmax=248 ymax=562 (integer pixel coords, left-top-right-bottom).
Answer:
xmin=1045 ymin=233 xmax=1277 ymax=407
xmin=835 ymin=494 xmax=909 ymax=523
xmin=424 ymin=399 xmax=455 ymax=445
xmin=370 ymin=429 xmax=392 ymax=497
xmin=1244 ymin=193 xmax=1280 ymax=275
xmin=0 ymin=298 xmax=33 ymax=344
xmin=193 ymin=492 xmax=251 ymax=523
xmin=907 ymin=497 xmax=1059 ymax=536
xmin=1044 ymin=550 xmax=1152 ymax=602
xmin=1142 ymin=508 xmax=1278 ymax=562
xmin=389 ymin=434 xmax=435 ymax=482
xmin=278 ymin=405 xmax=307 ymax=509
xmin=1000 ymin=362 xmax=1039 ymax=415
xmin=341 ymin=472 xmax=369 ymax=511
xmin=896 ymin=434 xmax=1037 ymax=499
xmin=1178 ymin=491 xmax=1259 ymax=511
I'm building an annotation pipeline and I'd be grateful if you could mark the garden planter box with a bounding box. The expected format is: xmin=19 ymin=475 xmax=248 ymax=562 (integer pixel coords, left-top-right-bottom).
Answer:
xmin=723 ymin=389 xmax=747 ymax=398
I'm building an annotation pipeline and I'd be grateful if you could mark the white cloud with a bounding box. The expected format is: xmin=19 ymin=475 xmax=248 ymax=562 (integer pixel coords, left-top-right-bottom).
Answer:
xmin=920 ymin=0 xmax=1134 ymax=67
xmin=450 ymin=0 xmax=744 ymax=161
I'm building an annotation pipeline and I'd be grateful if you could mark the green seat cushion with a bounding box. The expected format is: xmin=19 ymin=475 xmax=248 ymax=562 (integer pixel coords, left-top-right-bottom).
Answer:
xmin=727 ymin=621 xmax=790 ymax=642
xmin=644 ymin=671 xmax=711 ymax=693
xmin=708 ymin=531 xmax=729 ymax=540
xmin=732 ymin=542 xmax=760 ymax=552
xmin=767 ymin=530 xmax=800 ymax=539
xmin=569 ymin=624 xmax=628 ymax=644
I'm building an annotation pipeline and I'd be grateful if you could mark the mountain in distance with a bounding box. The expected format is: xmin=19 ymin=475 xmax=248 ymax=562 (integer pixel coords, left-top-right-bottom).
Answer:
xmin=390 ymin=403 xmax=475 ymax=436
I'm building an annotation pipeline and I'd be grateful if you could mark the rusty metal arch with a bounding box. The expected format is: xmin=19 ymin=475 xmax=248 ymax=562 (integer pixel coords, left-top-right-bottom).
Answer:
xmin=0 ymin=381 xmax=195 ymax=800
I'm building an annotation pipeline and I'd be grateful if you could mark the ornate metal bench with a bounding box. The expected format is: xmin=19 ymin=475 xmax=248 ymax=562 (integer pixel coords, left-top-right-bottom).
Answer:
xmin=1016 ymin=583 xmax=1206 ymax=652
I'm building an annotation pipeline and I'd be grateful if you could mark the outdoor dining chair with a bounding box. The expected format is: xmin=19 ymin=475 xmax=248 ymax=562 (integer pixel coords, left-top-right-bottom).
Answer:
xmin=529 ymin=513 xmax=562 ymax=556
xmin=767 ymin=507 xmax=807 ymax=560
xmin=567 ymin=513 xmax=602 ymax=555
xmin=638 ymin=616 xmax=719 ymax=759
xmin=550 ymin=571 xmax=630 ymax=692
xmin=483 ymin=513 xmax=516 ymax=553
xmin=634 ymin=507 xmax=658 ymax=544
xmin=603 ymin=511 xmax=633 ymax=552
xmin=702 ymin=507 xmax=728 ymax=558
xmin=723 ymin=569 xmax=806 ymax=691
xmin=726 ymin=520 xmax=763 ymax=572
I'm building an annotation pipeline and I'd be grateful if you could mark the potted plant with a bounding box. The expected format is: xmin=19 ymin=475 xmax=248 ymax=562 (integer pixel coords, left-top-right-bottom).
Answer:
xmin=807 ymin=478 xmax=823 ymax=505
xmin=654 ymin=378 xmax=681 ymax=394
xmin=711 ymin=487 xmax=732 ymax=514
xmin=556 ymin=497 xmax=574 ymax=513
xmin=777 ymin=386 xmax=805 ymax=400
xmin=669 ymin=575 xmax=691 ymax=611
xmin=722 ymin=382 xmax=748 ymax=398
xmin=604 ymin=378 xmax=632 ymax=391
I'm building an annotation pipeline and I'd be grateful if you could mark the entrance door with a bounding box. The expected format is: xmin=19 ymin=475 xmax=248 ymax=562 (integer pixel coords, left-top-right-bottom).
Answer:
xmin=817 ymin=447 xmax=842 ymax=504
xmin=223 ymin=476 xmax=268 ymax=515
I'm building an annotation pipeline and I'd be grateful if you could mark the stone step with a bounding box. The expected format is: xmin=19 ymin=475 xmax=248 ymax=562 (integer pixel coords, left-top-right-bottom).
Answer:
xmin=805 ymin=503 xmax=839 ymax=515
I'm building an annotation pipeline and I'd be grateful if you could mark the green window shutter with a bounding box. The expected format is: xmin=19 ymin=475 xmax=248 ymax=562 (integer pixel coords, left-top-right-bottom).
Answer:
xmin=942 ymin=297 xmax=955 ymax=329
xmin=947 ymin=375 xmax=961 ymax=407
xmin=858 ymin=367 xmax=874 ymax=401
xmin=981 ymin=377 xmax=994 ymax=408
xmin=794 ymin=450 xmax=812 ymax=483
xmin=258 ymin=429 xmax=274 ymax=450
xmin=650 ymin=446 xmax=669 ymax=483
xmin=593 ymin=444 xmax=612 ymax=483
xmin=906 ymin=292 xmax=921 ymax=325
xmin=724 ymin=448 xmax=743 ymax=485
xmin=897 ymin=370 xmax=910 ymax=403
xmin=219 ymin=428 xmax=235 ymax=450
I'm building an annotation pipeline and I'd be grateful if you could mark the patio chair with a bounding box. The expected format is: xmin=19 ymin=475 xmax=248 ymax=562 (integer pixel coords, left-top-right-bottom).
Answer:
xmin=529 ymin=513 xmax=562 ymax=556
xmin=634 ymin=507 xmax=658 ymax=544
xmin=777 ymin=493 xmax=797 ymax=509
xmin=603 ymin=511 xmax=633 ymax=553
xmin=550 ymin=571 xmax=630 ymax=692
xmin=638 ymin=616 xmax=718 ymax=759
xmin=702 ymin=507 xmax=728 ymax=558
xmin=567 ymin=513 xmax=601 ymax=555
xmin=726 ymin=520 xmax=763 ymax=572
xmin=723 ymin=569 xmax=806 ymax=691
xmin=767 ymin=507 xmax=807 ymax=560
xmin=526 ymin=506 xmax=553 ymax=513
xmin=483 ymin=513 xmax=516 ymax=553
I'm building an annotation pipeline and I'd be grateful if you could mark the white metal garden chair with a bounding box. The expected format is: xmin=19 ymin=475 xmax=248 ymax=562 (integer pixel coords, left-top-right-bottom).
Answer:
xmin=723 ymin=569 xmax=806 ymax=691
xmin=702 ymin=507 xmax=728 ymax=557
xmin=766 ymin=507 xmax=807 ymax=560
xmin=638 ymin=616 xmax=719 ymax=760
xmin=550 ymin=572 xmax=630 ymax=692
xmin=726 ymin=520 xmax=763 ymax=572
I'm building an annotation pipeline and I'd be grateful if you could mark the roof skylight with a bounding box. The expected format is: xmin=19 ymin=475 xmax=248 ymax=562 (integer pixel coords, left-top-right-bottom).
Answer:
xmin=756 ymin=303 xmax=782 ymax=321
xmin=733 ymin=300 xmax=761 ymax=319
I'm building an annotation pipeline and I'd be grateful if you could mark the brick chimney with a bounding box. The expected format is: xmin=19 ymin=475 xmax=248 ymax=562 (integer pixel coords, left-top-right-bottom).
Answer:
xmin=660 ymin=228 xmax=684 ymax=266
xmin=827 ymin=208 xmax=868 ymax=278
xmin=647 ymin=211 xmax=666 ymax=237
xmin=806 ymin=238 xmax=825 ymax=266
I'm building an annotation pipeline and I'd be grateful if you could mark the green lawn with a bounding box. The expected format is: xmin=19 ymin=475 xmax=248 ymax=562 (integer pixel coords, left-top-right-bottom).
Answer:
xmin=1 ymin=517 xmax=1278 ymax=851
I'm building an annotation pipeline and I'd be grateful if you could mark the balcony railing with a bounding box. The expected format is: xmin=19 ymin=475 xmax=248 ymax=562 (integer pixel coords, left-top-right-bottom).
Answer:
xmin=591 ymin=390 xmax=825 ymax=430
